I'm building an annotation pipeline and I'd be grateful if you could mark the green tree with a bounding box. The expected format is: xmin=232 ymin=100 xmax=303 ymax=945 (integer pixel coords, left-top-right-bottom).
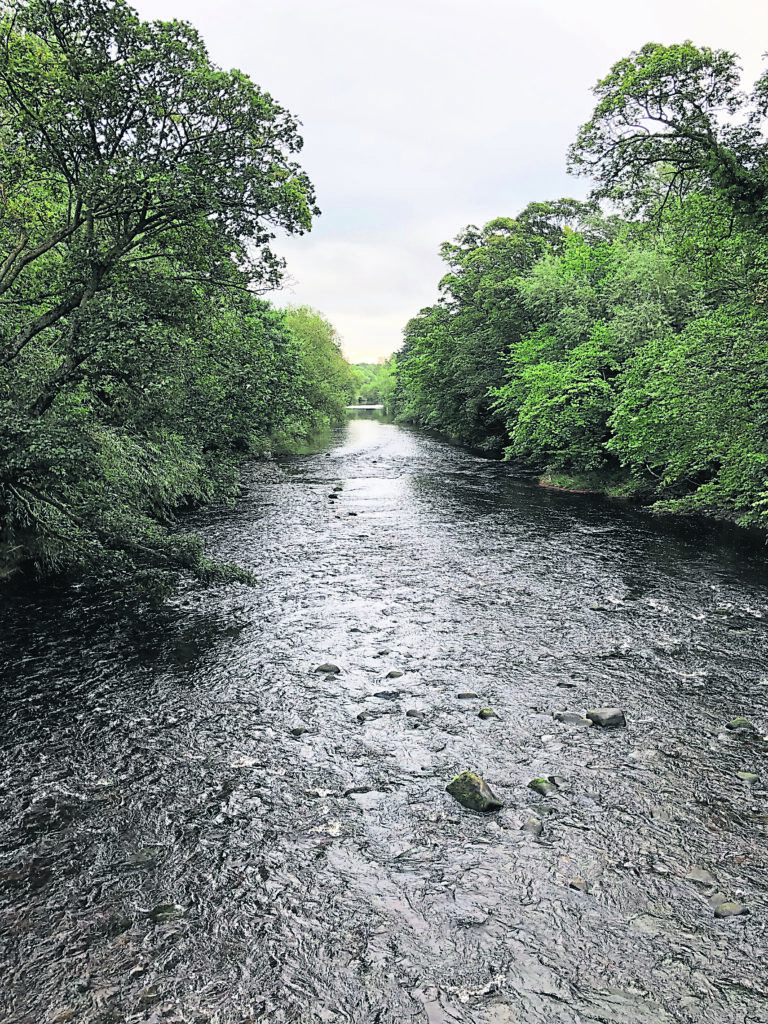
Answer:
xmin=568 ymin=42 xmax=768 ymax=222
xmin=283 ymin=307 xmax=356 ymax=427
xmin=0 ymin=0 xmax=320 ymax=595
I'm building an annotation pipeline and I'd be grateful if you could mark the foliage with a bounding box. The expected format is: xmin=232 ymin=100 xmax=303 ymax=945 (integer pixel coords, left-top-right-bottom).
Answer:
xmin=567 ymin=41 xmax=768 ymax=223
xmin=351 ymin=360 xmax=396 ymax=408
xmin=282 ymin=306 xmax=357 ymax=428
xmin=0 ymin=0 xmax=354 ymax=597
xmin=394 ymin=41 xmax=768 ymax=531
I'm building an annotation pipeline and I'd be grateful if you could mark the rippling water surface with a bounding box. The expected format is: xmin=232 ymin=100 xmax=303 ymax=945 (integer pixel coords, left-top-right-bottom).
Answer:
xmin=2 ymin=415 xmax=768 ymax=1024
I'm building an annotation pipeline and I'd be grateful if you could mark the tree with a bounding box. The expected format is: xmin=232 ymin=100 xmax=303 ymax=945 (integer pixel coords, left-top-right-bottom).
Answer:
xmin=0 ymin=0 xmax=321 ymax=595
xmin=283 ymin=307 xmax=356 ymax=426
xmin=568 ymin=42 xmax=768 ymax=222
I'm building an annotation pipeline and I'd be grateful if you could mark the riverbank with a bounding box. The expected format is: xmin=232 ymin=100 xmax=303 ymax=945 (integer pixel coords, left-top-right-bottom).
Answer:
xmin=536 ymin=468 xmax=768 ymax=546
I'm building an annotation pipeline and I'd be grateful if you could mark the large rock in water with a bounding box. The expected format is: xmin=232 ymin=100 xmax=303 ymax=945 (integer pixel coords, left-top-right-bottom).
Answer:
xmin=528 ymin=777 xmax=559 ymax=797
xmin=586 ymin=707 xmax=626 ymax=728
xmin=315 ymin=663 xmax=341 ymax=674
xmin=446 ymin=771 xmax=503 ymax=812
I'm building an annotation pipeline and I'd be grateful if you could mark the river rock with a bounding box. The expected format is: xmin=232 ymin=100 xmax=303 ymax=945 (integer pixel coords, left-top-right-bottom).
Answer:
xmin=726 ymin=718 xmax=757 ymax=733
xmin=714 ymin=901 xmax=749 ymax=919
xmin=332 ymin=485 xmax=343 ymax=492
xmin=685 ymin=866 xmax=716 ymax=887
xmin=137 ymin=985 xmax=161 ymax=1006
xmin=315 ymin=663 xmax=341 ymax=674
xmin=521 ymin=817 xmax=543 ymax=837
xmin=386 ymin=669 xmax=404 ymax=679
xmin=446 ymin=771 xmax=503 ymax=812
xmin=148 ymin=903 xmax=183 ymax=924
xmin=328 ymin=493 xmax=339 ymax=499
xmin=406 ymin=709 xmax=425 ymax=720
xmin=568 ymin=877 xmax=590 ymax=893
xmin=478 ymin=708 xmax=498 ymax=720
xmin=554 ymin=712 xmax=592 ymax=727
xmin=736 ymin=771 xmax=759 ymax=783
xmin=457 ymin=691 xmax=478 ymax=700
xmin=373 ymin=690 xmax=401 ymax=699
xmin=528 ymin=777 xmax=559 ymax=797
xmin=586 ymin=707 xmax=626 ymax=728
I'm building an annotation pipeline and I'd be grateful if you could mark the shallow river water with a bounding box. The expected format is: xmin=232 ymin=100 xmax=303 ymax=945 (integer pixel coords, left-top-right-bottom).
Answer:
xmin=2 ymin=414 xmax=768 ymax=1024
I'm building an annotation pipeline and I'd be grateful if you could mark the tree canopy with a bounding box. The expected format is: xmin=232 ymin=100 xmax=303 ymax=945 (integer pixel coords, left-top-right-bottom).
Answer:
xmin=0 ymin=0 xmax=354 ymax=598
xmin=393 ymin=41 xmax=768 ymax=531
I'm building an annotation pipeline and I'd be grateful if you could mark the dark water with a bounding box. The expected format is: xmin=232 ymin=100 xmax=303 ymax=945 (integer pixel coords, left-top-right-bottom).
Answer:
xmin=2 ymin=416 xmax=768 ymax=1024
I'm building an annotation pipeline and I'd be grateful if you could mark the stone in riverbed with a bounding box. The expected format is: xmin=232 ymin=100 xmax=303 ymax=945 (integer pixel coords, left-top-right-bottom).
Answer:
xmin=528 ymin=777 xmax=559 ymax=797
xmin=554 ymin=712 xmax=592 ymax=727
xmin=315 ymin=663 xmax=341 ymax=674
xmin=726 ymin=717 xmax=757 ymax=733
xmin=457 ymin=691 xmax=478 ymax=700
xmin=714 ymin=901 xmax=749 ymax=919
xmin=586 ymin=707 xmax=626 ymax=728
xmin=685 ymin=866 xmax=716 ymax=887
xmin=446 ymin=771 xmax=503 ymax=812
xmin=478 ymin=708 xmax=498 ymax=720
xmin=521 ymin=817 xmax=543 ymax=837
xmin=406 ymin=709 xmax=425 ymax=720
xmin=332 ymin=485 xmax=343 ymax=492
xmin=147 ymin=903 xmax=183 ymax=924
xmin=736 ymin=771 xmax=759 ymax=783
xmin=386 ymin=669 xmax=404 ymax=679
xmin=568 ymin=877 xmax=590 ymax=893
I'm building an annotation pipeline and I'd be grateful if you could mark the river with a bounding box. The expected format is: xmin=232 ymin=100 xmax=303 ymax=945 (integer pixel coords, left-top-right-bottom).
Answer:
xmin=1 ymin=414 xmax=768 ymax=1024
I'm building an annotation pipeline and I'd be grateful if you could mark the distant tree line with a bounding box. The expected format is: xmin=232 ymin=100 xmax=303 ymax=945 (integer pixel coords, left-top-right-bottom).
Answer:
xmin=393 ymin=42 xmax=768 ymax=530
xmin=0 ymin=0 xmax=355 ymax=596
xmin=351 ymin=360 xmax=396 ymax=407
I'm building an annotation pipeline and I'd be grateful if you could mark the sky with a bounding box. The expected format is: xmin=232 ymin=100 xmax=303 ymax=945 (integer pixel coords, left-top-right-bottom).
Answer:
xmin=132 ymin=0 xmax=768 ymax=363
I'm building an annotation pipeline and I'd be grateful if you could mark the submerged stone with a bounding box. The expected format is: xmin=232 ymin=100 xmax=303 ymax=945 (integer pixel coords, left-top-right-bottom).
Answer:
xmin=315 ymin=663 xmax=341 ymax=674
xmin=685 ymin=866 xmax=716 ymax=887
xmin=586 ymin=707 xmax=626 ymax=728
xmin=406 ymin=709 xmax=425 ymax=720
xmin=528 ymin=777 xmax=559 ymax=797
xmin=332 ymin=485 xmax=343 ymax=492
xmin=147 ymin=903 xmax=183 ymax=924
xmin=446 ymin=771 xmax=503 ymax=812
xmin=457 ymin=691 xmax=478 ymax=700
xmin=386 ymin=669 xmax=404 ymax=679
xmin=478 ymin=708 xmax=498 ymax=720
xmin=736 ymin=771 xmax=759 ymax=783
xmin=726 ymin=718 xmax=756 ymax=733
xmin=521 ymin=817 xmax=543 ymax=837
xmin=568 ymin=877 xmax=590 ymax=893
xmin=714 ymin=901 xmax=749 ymax=919
xmin=554 ymin=712 xmax=592 ymax=727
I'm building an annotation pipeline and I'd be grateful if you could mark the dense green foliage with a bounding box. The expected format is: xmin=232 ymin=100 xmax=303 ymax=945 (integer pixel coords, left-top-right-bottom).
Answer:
xmin=283 ymin=306 xmax=357 ymax=427
xmin=0 ymin=0 xmax=353 ymax=595
xmin=394 ymin=42 xmax=768 ymax=529
xmin=351 ymin=360 xmax=396 ymax=408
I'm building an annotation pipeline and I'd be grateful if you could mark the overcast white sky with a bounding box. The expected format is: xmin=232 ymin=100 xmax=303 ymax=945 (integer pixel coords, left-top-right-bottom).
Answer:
xmin=133 ymin=0 xmax=768 ymax=362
